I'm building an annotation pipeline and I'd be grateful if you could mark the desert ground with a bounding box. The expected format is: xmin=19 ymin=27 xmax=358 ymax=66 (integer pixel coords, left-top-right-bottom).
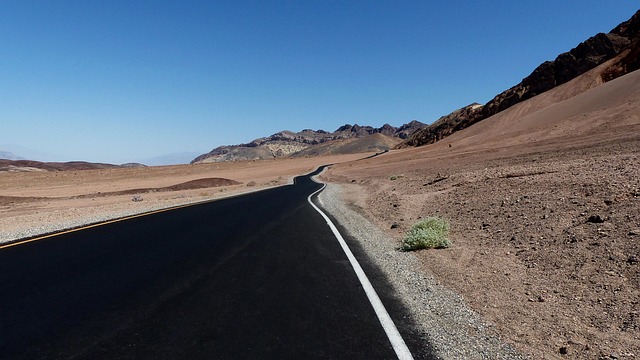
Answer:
xmin=0 ymin=153 xmax=368 ymax=242
xmin=320 ymin=70 xmax=640 ymax=359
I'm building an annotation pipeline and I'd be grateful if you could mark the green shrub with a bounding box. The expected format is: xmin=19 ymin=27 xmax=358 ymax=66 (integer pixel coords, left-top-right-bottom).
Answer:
xmin=402 ymin=217 xmax=451 ymax=251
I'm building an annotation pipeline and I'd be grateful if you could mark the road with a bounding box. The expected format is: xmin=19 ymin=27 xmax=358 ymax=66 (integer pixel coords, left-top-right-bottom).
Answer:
xmin=0 ymin=167 xmax=432 ymax=359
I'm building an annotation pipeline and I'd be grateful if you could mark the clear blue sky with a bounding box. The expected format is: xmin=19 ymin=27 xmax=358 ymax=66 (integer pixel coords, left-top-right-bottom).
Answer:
xmin=1 ymin=1 xmax=637 ymax=164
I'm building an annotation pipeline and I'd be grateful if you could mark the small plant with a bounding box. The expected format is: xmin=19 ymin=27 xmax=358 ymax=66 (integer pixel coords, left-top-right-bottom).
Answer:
xmin=246 ymin=181 xmax=257 ymax=187
xmin=402 ymin=217 xmax=451 ymax=251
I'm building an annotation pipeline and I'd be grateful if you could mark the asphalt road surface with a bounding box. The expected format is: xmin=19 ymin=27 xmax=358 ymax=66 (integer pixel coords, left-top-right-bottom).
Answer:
xmin=0 ymin=167 xmax=433 ymax=359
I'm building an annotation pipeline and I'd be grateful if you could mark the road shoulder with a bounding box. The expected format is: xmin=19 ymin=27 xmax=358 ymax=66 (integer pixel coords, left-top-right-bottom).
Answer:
xmin=316 ymin=182 xmax=525 ymax=359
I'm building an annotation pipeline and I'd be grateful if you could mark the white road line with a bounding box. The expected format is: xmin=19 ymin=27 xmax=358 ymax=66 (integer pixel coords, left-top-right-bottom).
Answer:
xmin=307 ymin=180 xmax=415 ymax=360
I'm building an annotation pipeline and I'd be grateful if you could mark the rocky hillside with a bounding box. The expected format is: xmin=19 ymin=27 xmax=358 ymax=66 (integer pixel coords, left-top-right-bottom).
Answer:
xmin=402 ymin=9 xmax=640 ymax=147
xmin=191 ymin=121 xmax=426 ymax=163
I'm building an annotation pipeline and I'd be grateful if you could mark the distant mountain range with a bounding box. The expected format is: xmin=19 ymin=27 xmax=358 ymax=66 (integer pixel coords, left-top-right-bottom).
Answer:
xmin=401 ymin=9 xmax=640 ymax=147
xmin=0 ymin=151 xmax=24 ymax=161
xmin=0 ymin=159 xmax=145 ymax=172
xmin=191 ymin=121 xmax=426 ymax=163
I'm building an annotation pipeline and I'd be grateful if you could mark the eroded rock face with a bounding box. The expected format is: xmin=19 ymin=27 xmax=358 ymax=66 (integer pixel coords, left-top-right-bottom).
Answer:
xmin=603 ymin=10 xmax=640 ymax=81
xmin=403 ymin=9 xmax=640 ymax=148
xmin=402 ymin=103 xmax=483 ymax=147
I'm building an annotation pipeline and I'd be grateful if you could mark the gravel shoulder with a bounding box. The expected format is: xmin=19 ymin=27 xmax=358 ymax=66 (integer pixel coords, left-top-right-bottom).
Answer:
xmin=0 ymin=154 xmax=365 ymax=244
xmin=320 ymin=137 xmax=640 ymax=359
xmin=316 ymin=181 xmax=525 ymax=359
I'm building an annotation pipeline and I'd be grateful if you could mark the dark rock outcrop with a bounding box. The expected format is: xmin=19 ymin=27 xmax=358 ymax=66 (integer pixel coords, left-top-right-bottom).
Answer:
xmin=402 ymin=104 xmax=483 ymax=147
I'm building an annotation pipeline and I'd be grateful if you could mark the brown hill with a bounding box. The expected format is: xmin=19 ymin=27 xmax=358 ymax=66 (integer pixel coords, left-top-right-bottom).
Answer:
xmin=321 ymin=66 xmax=640 ymax=359
xmin=402 ymin=9 xmax=640 ymax=148
xmin=444 ymin=68 xmax=640 ymax=151
xmin=354 ymin=67 xmax=640 ymax=167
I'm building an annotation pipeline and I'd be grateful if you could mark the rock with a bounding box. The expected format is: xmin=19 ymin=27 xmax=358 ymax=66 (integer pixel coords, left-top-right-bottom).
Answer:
xmin=390 ymin=222 xmax=400 ymax=229
xmin=629 ymin=229 xmax=640 ymax=236
xmin=192 ymin=120 xmax=427 ymax=163
xmin=627 ymin=255 xmax=638 ymax=265
xmin=587 ymin=214 xmax=605 ymax=223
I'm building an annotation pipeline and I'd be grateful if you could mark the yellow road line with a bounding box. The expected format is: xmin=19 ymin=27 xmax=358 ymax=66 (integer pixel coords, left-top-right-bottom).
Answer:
xmin=0 ymin=200 xmax=206 ymax=251
xmin=0 ymin=170 xmax=312 ymax=251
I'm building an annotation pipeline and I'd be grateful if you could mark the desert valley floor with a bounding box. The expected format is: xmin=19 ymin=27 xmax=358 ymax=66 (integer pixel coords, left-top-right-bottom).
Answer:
xmin=2 ymin=134 xmax=639 ymax=359
xmin=2 ymin=71 xmax=640 ymax=360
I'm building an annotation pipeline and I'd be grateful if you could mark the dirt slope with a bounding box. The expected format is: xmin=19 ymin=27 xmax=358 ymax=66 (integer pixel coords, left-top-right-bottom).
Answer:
xmin=446 ymin=68 xmax=640 ymax=151
xmin=321 ymin=68 xmax=640 ymax=358
xmin=402 ymin=9 xmax=640 ymax=148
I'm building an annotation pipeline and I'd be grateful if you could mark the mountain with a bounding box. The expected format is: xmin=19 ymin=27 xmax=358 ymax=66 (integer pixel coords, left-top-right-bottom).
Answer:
xmin=0 ymin=159 xmax=148 ymax=172
xmin=191 ymin=121 xmax=426 ymax=163
xmin=0 ymin=159 xmax=124 ymax=172
xmin=0 ymin=145 xmax=59 ymax=162
xmin=402 ymin=9 xmax=640 ymax=148
xmin=0 ymin=151 xmax=24 ymax=160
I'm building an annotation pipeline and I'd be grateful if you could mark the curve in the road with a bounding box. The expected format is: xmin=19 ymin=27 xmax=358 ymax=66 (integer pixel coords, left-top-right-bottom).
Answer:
xmin=0 ymin=165 xmax=429 ymax=359
xmin=308 ymin=174 xmax=414 ymax=360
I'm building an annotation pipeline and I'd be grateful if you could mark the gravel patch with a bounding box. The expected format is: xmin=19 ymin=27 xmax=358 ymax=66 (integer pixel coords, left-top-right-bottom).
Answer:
xmin=0 ymin=179 xmax=297 ymax=245
xmin=0 ymin=197 xmax=213 ymax=244
xmin=316 ymin=182 xmax=526 ymax=360
xmin=0 ymin=172 xmax=525 ymax=358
